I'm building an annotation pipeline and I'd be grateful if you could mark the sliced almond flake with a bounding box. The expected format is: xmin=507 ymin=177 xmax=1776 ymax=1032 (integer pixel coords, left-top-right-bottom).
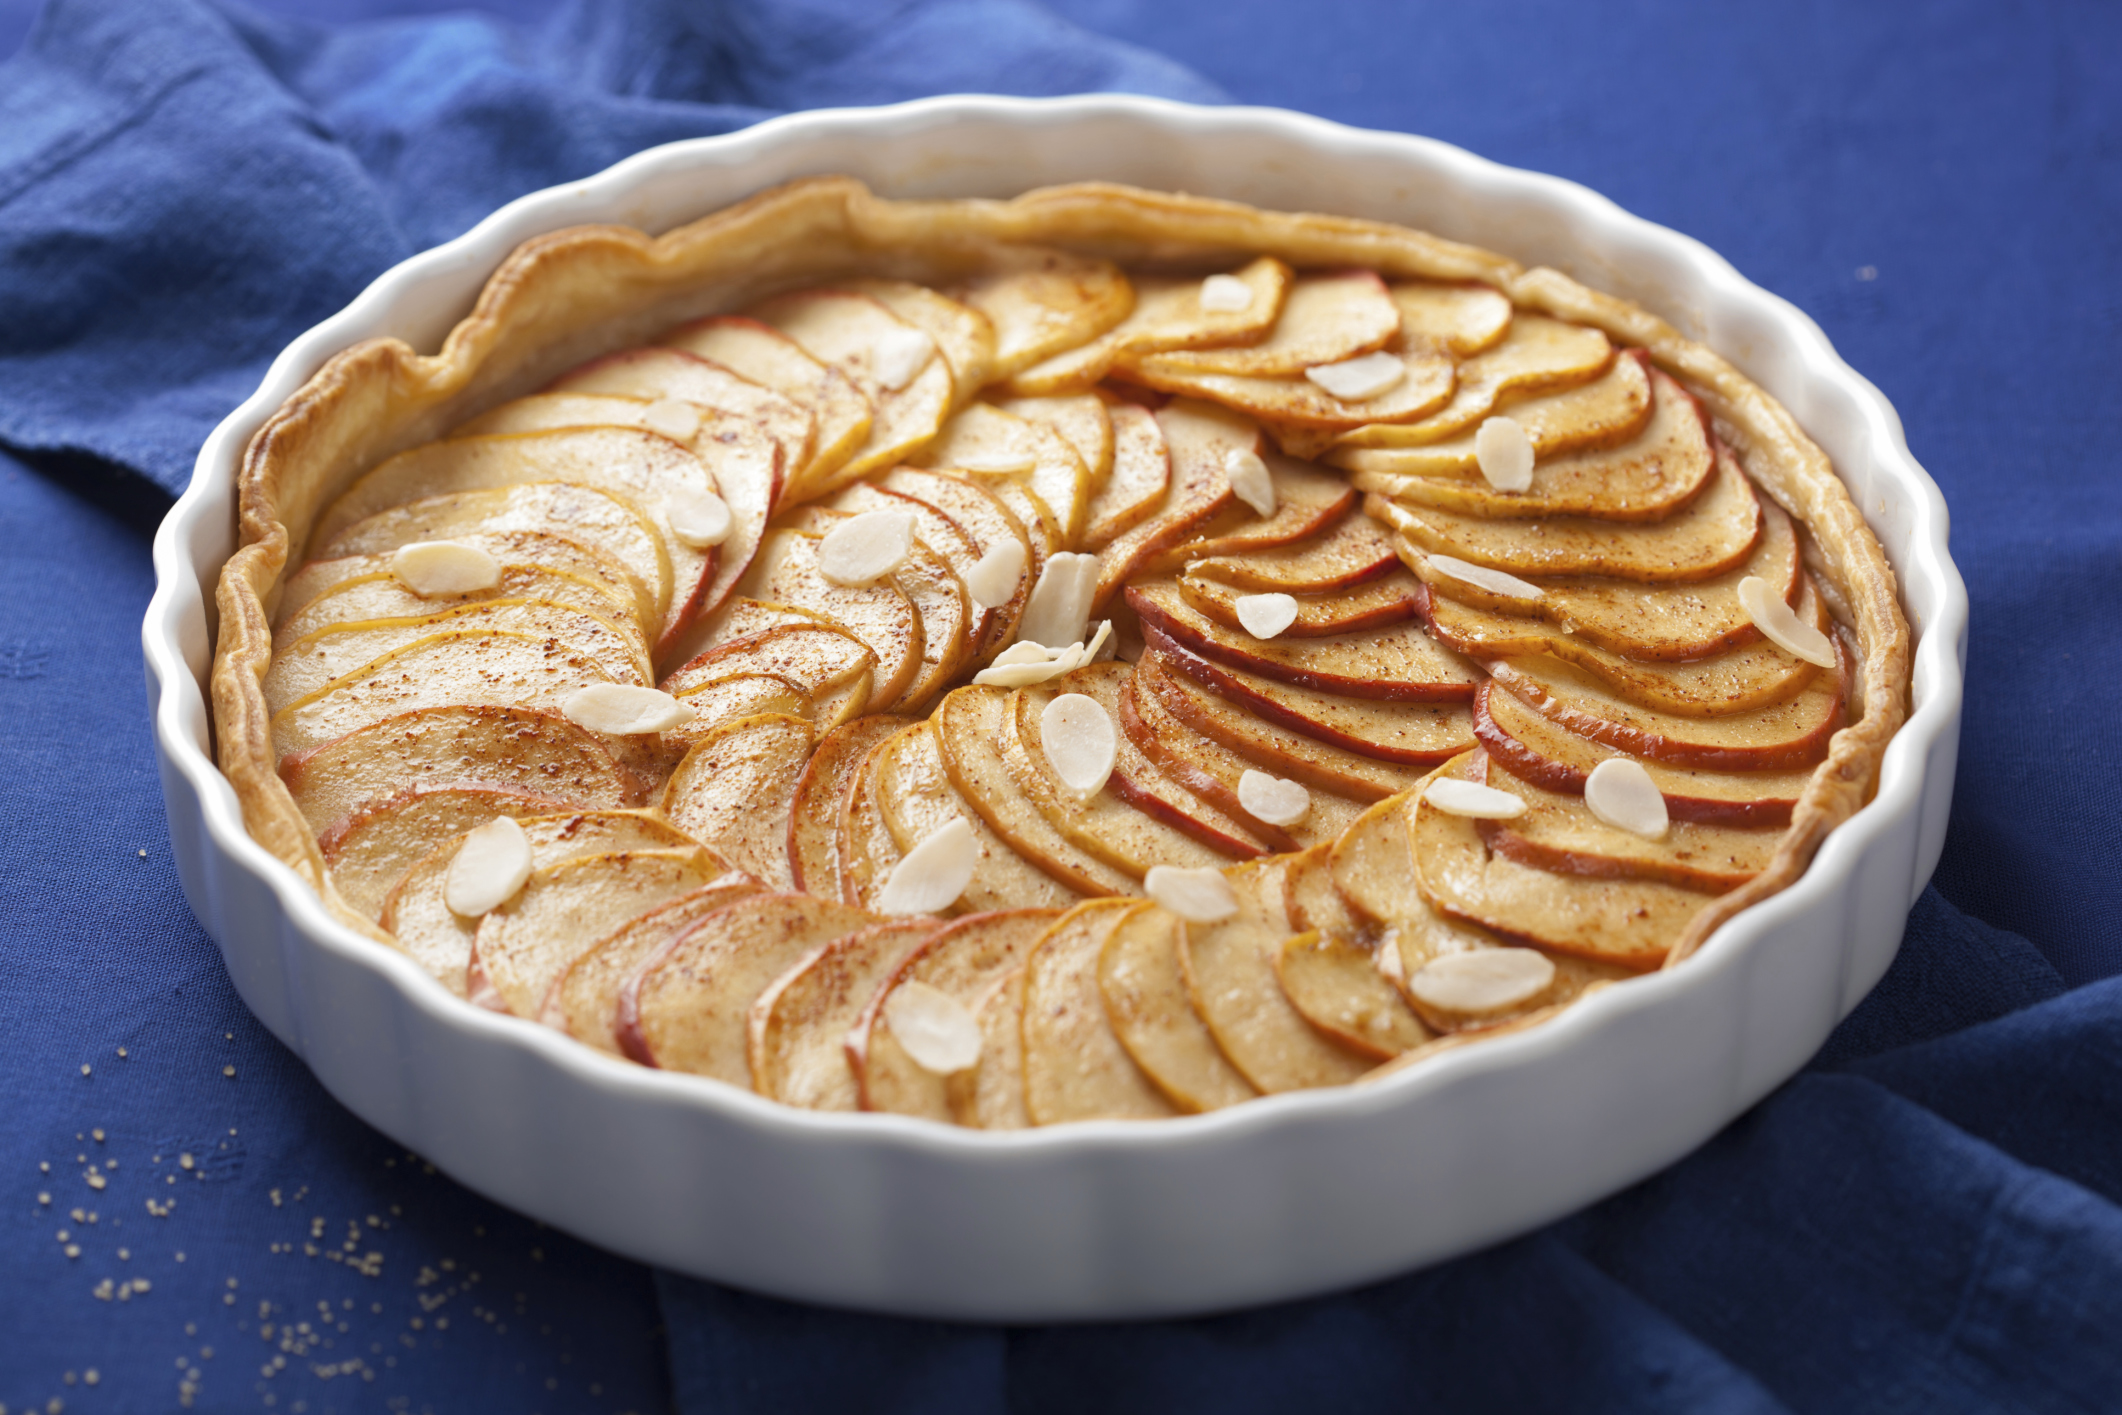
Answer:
xmin=391 ymin=541 xmax=500 ymax=597
xmin=1474 ymin=416 xmax=1535 ymax=492
xmin=562 ymin=683 xmax=697 ymax=735
xmin=1738 ymin=575 xmax=1837 ymax=668
xmin=972 ymin=641 xmax=1071 ymax=687
xmin=666 ymin=485 xmax=733 ymax=548
xmin=1144 ymin=865 xmax=1239 ymax=924
xmin=1016 ymin=551 xmax=1100 ymax=649
xmin=1198 ymin=273 xmax=1255 ymax=313
xmin=1584 ymin=757 xmax=1670 ymax=839
xmin=1234 ymin=592 xmax=1299 ymax=640
xmin=1407 ymin=948 xmax=1555 ymax=1016
xmin=1085 ymin=619 xmax=1116 ymax=663
xmin=1423 ymin=777 xmax=1526 ymax=819
xmin=1304 ymin=351 xmax=1405 ymax=402
xmin=443 ymin=817 xmax=532 ymax=917
xmin=1040 ymin=692 xmax=1117 ymax=797
xmin=964 ymin=539 xmax=1028 ymax=609
xmin=872 ymin=326 xmax=936 ymax=392
xmin=883 ymin=981 xmax=983 ymax=1074
xmin=818 ymin=510 xmax=916 ymax=586
xmin=875 ymin=818 xmax=977 ymax=915
xmin=1224 ymin=447 xmax=1277 ymax=518
xmin=641 ymin=397 xmax=703 ymax=443
xmin=1237 ymin=770 xmax=1311 ymax=826
xmin=1426 ymin=553 xmax=1544 ymax=601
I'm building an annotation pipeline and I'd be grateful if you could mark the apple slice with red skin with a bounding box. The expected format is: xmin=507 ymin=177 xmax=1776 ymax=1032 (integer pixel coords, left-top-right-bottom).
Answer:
xmin=1367 ymin=441 xmax=1764 ymax=583
xmin=838 ymin=278 xmax=996 ymax=400
xmin=749 ymin=289 xmax=954 ymax=490
xmin=748 ymin=917 xmax=944 ymax=1110
xmin=1332 ymin=347 xmax=1651 ymax=465
xmin=1406 ymin=493 xmax=1802 ymax=662
xmin=1352 ymin=366 xmax=1714 ymax=523
xmin=660 ymin=713 xmax=815 ymax=892
xmin=1183 ymin=512 xmax=1400 ymax=594
xmin=319 ymin=784 xmax=570 ymax=921
xmin=787 ymin=716 xmax=909 ymax=900
xmin=1148 ymin=453 xmax=1357 ymax=568
xmin=618 ymin=891 xmax=878 ymax=1081
xmin=735 ymin=530 xmax=924 ymax=712
xmin=1091 ymin=399 xmax=1252 ymax=609
xmin=1178 ymin=565 xmax=1422 ymax=639
xmin=916 ymin=401 xmax=1090 ymax=548
xmin=276 ymin=557 xmax=639 ymax=653
xmin=1474 ymin=681 xmax=1810 ymax=828
xmin=547 ymin=347 xmax=808 ymax=502
xmin=546 ymin=877 xmax=763 ymax=1052
xmin=1135 ymin=650 xmax=1427 ymax=803
xmin=836 ymin=725 xmax=913 ymax=911
xmin=662 ymin=620 xmax=874 ymax=729
xmin=1081 ymin=401 xmax=1171 ymax=552
xmin=831 ymin=482 xmax=997 ymax=659
xmin=658 ymin=315 xmax=874 ymax=498
xmin=1474 ymin=756 xmax=1778 ymax=896
xmin=996 ymin=392 xmax=1114 ymax=491
xmin=1411 ymin=750 xmax=1698 ymax=970
xmin=851 ymin=908 xmax=1062 ymax=1119
xmin=1131 ymin=582 xmax=1478 ymax=704
xmin=1420 ymin=578 xmax=1828 ymax=718
xmin=1144 ymin=631 xmax=1475 ymax=768
xmin=1486 ymin=638 xmax=1845 ymax=772
xmin=1117 ymin=675 xmax=1364 ymax=851
xmin=877 ymin=468 xmax=1040 ymax=659
xmin=871 ymin=721 xmax=1082 ymax=915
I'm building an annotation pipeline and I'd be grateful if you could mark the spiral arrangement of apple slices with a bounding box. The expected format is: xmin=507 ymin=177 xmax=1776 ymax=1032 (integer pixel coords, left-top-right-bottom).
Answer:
xmin=270 ymin=252 xmax=1848 ymax=1124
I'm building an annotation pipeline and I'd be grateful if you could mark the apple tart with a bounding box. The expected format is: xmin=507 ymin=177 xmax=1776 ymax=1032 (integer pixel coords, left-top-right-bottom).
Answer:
xmin=212 ymin=178 xmax=1909 ymax=1125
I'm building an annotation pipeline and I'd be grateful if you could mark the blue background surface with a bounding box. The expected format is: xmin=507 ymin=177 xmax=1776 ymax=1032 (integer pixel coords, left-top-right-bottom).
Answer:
xmin=0 ymin=1 xmax=2118 ymax=1410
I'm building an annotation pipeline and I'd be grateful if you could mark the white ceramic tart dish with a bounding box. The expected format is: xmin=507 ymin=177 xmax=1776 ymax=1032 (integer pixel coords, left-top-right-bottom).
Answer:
xmin=149 ymin=97 xmax=1963 ymax=1320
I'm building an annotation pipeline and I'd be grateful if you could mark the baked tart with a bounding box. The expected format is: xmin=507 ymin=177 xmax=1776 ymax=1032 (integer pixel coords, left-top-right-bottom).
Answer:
xmin=212 ymin=178 xmax=1909 ymax=1125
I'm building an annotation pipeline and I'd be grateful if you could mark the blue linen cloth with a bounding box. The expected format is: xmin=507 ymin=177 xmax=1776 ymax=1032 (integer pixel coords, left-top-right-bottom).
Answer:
xmin=2 ymin=0 xmax=2119 ymax=1409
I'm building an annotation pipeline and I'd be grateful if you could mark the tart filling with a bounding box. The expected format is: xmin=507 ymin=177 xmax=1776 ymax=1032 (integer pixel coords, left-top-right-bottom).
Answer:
xmin=212 ymin=179 xmax=1910 ymax=1125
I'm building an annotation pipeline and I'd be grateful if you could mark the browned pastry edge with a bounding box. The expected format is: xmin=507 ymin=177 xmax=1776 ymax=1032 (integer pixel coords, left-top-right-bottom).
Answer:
xmin=208 ymin=176 xmax=1911 ymax=988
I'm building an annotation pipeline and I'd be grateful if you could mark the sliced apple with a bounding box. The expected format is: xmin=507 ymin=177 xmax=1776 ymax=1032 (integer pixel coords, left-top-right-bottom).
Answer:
xmin=1003 ymin=667 xmax=1265 ymax=878
xmin=1486 ymin=647 xmax=1844 ymax=772
xmin=871 ymin=722 xmax=1081 ymax=914
xmin=1130 ymin=582 xmax=1477 ymax=705
xmin=944 ymin=965 xmax=1032 ymax=1129
xmin=1423 ymin=578 xmax=1827 ymax=718
xmin=662 ymin=673 xmax=811 ymax=750
xmin=1332 ymin=347 xmax=1651 ymax=461
xmin=660 ymin=315 xmax=874 ymax=498
xmin=877 ymin=468 xmax=1039 ymax=659
xmin=889 ymin=542 xmax=975 ymax=711
xmin=787 ymin=716 xmax=910 ymax=900
xmin=311 ymin=429 xmax=723 ymax=655
xmin=1128 ymin=345 xmax=1454 ymax=431
xmin=546 ymin=877 xmax=762 ymax=1051
xmin=1145 ymin=634 xmax=1474 ymax=767
xmin=470 ymin=847 xmax=719 ymax=1017
xmin=1474 ymin=681 xmax=1810 ymax=827
xmin=1135 ymin=650 xmax=1426 ymax=802
xmin=281 ymin=705 xmax=639 ymax=834
xmin=1117 ymin=675 xmax=1368 ymax=849
xmin=853 ymin=909 xmax=1060 ymax=1120
xmin=319 ymin=785 xmax=570 ymax=921
xmin=735 ymin=531 xmax=922 ymax=711
xmin=1152 ymin=454 xmax=1357 ymax=569
xmin=1411 ymin=751 xmax=1701 ymax=968
xmin=317 ymin=483 xmax=664 ymax=632
xmin=933 ymin=686 xmax=1134 ymax=897
xmin=1273 ymin=932 xmax=1427 ymax=1059
xmin=1279 ymin=840 xmax=1365 ymax=939
xmin=675 ymin=595 xmax=826 ymax=654
xmin=839 ymin=278 xmax=996 ymax=402
xmin=951 ymin=249 xmax=1134 ymax=381
xmin=995 ymin=393 xmax=1113 ymax=491
xmin=1081 ymin=402 xmax=1171 ymax=552
xmin=1177 ymin=862 xmax=1371 ymax=1092
xmin=829 ymin=481 xmax=995 ymax=654
xmin=1176 ymin=565 xmax=1420 ymax=638
xmin=1005 ymin=258 xmax=1291 ymax=395
xmin=265 ymin=600 xmax=649 ymax=714
xmin=1021 ymin=900 xmax=1176 ymax=1123
xmin=277 ymin=556 xmax=640 ymax=652
xmin=663 ymin=619 xmax=874 ymax=728
xmin=620 ymin=892 xmax=876 ymax=1082
xmin=542 ymin=347 xmax=807 ymax=478
xmin=1353 ymin=314 xmax=1613 ymax=446
xmin=917 ymin=401 xmax=1090 ymax=548
xmin=1390 ymin=281 xmax=1513 ymax=357
xmin=1368 ymin=442 xmax=1765 ymax=582
xmin=1352 ymin=368 xmax=1713 ymax=523
xmin=747 ymin=918 xmax=941 ymax=1110
xmin=1133 ymin=270 xmax=1399 ymax=377
xmin=1091 ymin=400 xmax=1257 ymax=607
xmin=835 ymin=726 xmax=913 ymax=911
xmin=749 ymin=289 xmax=953 ymax=489
xmin=1328 ymin=791 xmax=1478 ymax=938
xmin=380 ymin=809 xmax=697 ymax=995
xmin=1097 ymin=903 xmax=1258 ymax=1112
xmin=660 ymin=713 xmax=814 ymax=890
xmin=1183 ymin=512 xmax=1399 ymax=594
